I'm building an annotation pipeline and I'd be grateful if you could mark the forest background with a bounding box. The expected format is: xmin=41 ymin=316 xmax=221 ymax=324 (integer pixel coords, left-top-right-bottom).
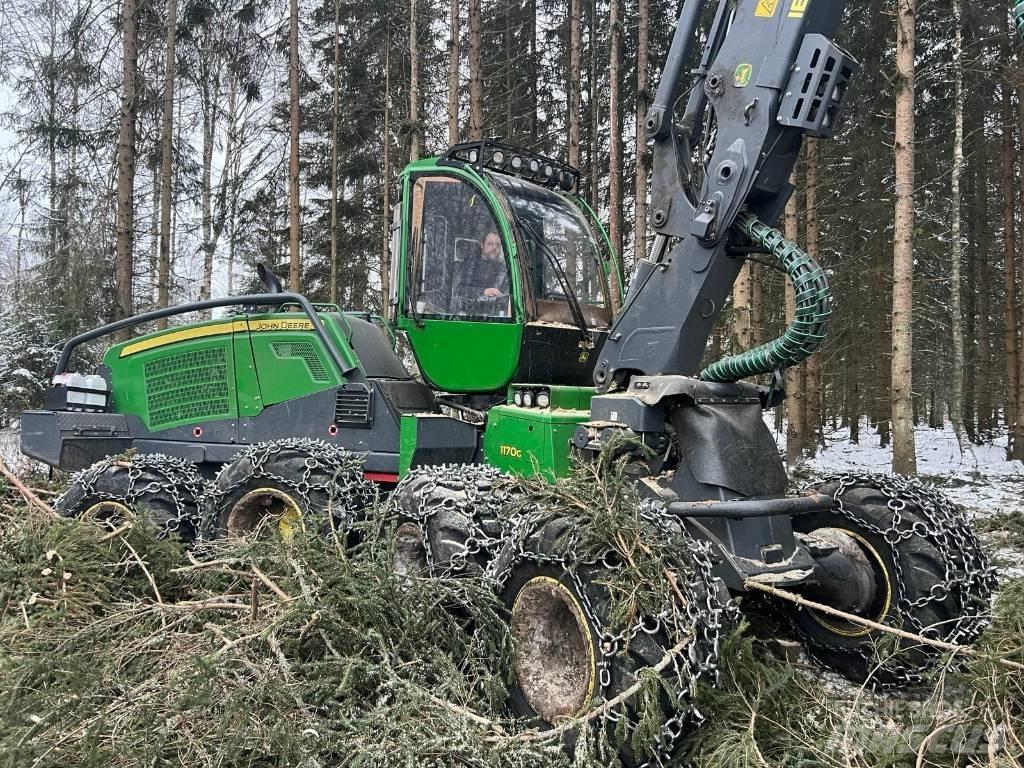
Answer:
xmin=0 ymin=0 xmax=1021 ymax=475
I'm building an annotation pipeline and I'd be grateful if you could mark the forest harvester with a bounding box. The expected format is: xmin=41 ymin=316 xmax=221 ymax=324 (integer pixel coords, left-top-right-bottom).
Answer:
xmin=20 ymin=0 xmax=998 ymax=763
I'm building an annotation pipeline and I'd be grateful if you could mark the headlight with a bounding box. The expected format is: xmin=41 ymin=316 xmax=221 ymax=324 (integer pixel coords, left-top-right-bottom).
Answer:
xmin=522 ymin=391 xmax=534 ymax=408
xmin=536 ymin=391 xmax=550 ymax=408
xmin=513 ymin=390 xmax=524 ymax=407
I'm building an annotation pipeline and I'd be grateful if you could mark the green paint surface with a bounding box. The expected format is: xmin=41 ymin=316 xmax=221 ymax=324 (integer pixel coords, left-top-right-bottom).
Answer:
xmin=409 ymin=320 xmax=523 ymax=392
xmin=483 ymin=404 xmax=590 ymax=481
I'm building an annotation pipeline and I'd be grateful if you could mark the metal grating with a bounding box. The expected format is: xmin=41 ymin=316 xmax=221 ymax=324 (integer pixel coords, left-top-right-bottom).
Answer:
xmin=271 ymin=341 xmax=330 ymax=382
xmin=144 ymin=346 xmax=232 ymax=429
xmin=334 ymin=384 xmax=373 ymax=428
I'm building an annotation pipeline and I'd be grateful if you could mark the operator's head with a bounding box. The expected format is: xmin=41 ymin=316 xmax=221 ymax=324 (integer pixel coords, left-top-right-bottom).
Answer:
xmin=481 ymin=231 xmax=503 ymax=262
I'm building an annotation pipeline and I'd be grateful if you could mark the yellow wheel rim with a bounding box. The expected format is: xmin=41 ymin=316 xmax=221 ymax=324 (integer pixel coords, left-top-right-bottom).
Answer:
xmin=809 ymin=528 xmax=893 ymax=638
xmin=511 ymin=575 xmax=597 ymax=722
xmin=227 ymin=487 xmax=304 ymax=542
xmin=81 ymin=500 xmax=133 ymax=525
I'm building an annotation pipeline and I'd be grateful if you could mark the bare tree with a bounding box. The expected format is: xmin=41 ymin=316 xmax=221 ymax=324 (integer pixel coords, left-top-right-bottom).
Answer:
xmin=468 ymin=0 xmax=482 ymax=140
xmin=1003 ymin=8 xmax=1021 ymax=457
xmin=632 ymin=0 xmax=649 ymax=264
xmin=607 ymin=0 xmax=622 ymax=310
xmin=732 ymin=265 xmax=752 ymax=353
xmin=287 ymin=0 xmax=301 ymax=291
xmin=804 ymin=139 xmax=821 ymax=457
xmin=156 ymin=0 xmax=177 ymax=328
xmin=408 ymin=0 xmax=420 ymax=162
xmin=950 ymin=0 xmax=973 ymax=463
xmin=784 ymin=189 xmax=804 ymax=465
xmin=891 ymin=0 xmax=917 ymax=474
xmin=447 ymin=0 xmax=460 ymax=146
xmin=568 ymin=0 xmax=581 ymax=169
xmin=114 ymin=0 xmax=139 ymax=336
xmin=330 ymin=0 xmax=342 ymax=304
xmin=382 ymin=44 xmax=392 ymax=311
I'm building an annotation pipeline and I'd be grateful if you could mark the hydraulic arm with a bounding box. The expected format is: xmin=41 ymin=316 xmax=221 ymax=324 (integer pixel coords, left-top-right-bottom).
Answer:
xmin=594 ymin=0 xmax=858 ymax=389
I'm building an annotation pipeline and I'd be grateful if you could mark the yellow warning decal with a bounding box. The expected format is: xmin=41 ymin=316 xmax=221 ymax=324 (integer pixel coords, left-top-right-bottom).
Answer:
xmin=755 ymin=0 xmax=780 ymax=17
xmin=788 ymin=0 xmax=810 ymax=18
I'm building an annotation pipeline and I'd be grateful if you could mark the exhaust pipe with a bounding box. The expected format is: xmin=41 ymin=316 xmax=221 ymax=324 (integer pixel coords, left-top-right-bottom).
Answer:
xmin=257 ymin=262 xmax=284 ymax=294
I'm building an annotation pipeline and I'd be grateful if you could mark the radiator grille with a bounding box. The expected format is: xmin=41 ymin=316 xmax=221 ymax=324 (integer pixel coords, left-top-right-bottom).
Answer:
xmin=334 ymin=384 xmax=373 ymax=427
xmin=144 ymin=347 xmax=232 ymax=429
xmin=271 ymin=341 xmax=330 ymax=382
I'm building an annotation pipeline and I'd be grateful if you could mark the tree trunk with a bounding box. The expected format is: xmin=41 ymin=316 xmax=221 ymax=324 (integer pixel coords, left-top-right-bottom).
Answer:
xmin=949 ymin=0 xmax=972 ymax=463
xmin=382 ymin=46 xmax=392 ymax=312
xmin=588 ymin=0 xmax=599 ymax=211
xmin=330 ymin=0 xmax=342 ymax=304
xmin=1013 ymin=29 xmax=1024 ymax=458
xmin=199 ymin=68 xmax=220 ymax=307
xmin=784 ymin=190 xmax=804 ymax=465
xmin=114 ymin=0 xmax=139 ymax=337
xmin=447 ymin=0 xmax=460 ymax=146
xmin=1002 ymin=8 xmax=1019 ymax=454
xmin=408 ymin=0 xmax=420 ymax=162
xmin=468 ymin=0 xmax=483 ymax=140
xmin=804 ymin=139 xmax=822 ymax=457
xmin=156 ymin=0 xmax=177 ymax=329
xmin=732 ymin=265 xmax=752 ymax=353
xmin=633 ymin=0 xmax=649 ymax=265
xmin=891 ymin=0 xmax=917 ymax=475
xmin=287 ymin=0 xmax=301 ymax=291
xmin=568 ymin=0 xmax=581 ymax=169
xmin=607 ymin=0 xmax=622 ymax=310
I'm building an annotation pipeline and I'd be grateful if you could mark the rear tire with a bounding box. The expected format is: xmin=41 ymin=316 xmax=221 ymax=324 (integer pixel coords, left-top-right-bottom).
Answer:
xmin=206 ymin=439 xmax=375 ymax=539
xmin=492 ymin=510 xmax=732 ymax=766
xmin=56 ymin=454 xmax=205 ymax=543
xmin=787 ymin=474 xmax=996 ymax=686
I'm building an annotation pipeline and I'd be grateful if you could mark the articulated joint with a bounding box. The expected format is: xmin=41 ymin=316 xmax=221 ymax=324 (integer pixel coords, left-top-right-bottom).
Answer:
xmin=700 ymin=212 xmax=832 ymax=384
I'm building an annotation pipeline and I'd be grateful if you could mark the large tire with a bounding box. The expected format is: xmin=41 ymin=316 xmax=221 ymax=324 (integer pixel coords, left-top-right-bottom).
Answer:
xmin=489 ymin=505 xmax=733 ymax=767
xmin=206 ymin=439 xmax=375 ymax=539
xmin=787 ymin=474 xmax=996 ymax=686
xmin=389 ymin=464 xmax=523 ymax=576
xmin=55 ymin=454 xmax=205 ymax=543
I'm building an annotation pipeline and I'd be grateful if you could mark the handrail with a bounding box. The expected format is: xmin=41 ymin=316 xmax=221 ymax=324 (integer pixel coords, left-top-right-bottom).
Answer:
xmin=55 ymin=293 xmax=358 ymax=378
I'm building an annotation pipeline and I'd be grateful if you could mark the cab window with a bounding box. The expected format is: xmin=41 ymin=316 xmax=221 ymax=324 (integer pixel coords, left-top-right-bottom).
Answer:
xmin=409 ymin=175 xmax=513 ymax=320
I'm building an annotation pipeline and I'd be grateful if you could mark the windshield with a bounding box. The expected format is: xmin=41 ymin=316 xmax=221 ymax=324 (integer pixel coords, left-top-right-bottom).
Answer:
xmin=489 ymin=174 xmax=608 ymax=307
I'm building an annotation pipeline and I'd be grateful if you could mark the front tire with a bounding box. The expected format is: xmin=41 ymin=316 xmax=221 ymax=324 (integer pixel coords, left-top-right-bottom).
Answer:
xmin=56 ymin=454 xmax=205 ymax=542
xmin=788 ymin=474 xmax=996 ymax=686
xmin=492 ymin=509 xmax=732 ymax=766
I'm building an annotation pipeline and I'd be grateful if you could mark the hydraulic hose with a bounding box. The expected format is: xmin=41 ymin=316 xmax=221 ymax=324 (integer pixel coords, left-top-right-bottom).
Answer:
xmin=700 ymin=211 xmax=832 ymax=383
xmin=1016 ymin=0 xmax=1024 ymax=40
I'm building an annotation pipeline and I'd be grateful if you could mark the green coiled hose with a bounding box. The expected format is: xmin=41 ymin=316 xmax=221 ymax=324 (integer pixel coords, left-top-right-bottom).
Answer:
xmin=1016 ymin=0 xmax=1024 ymax=40
xmin=700 ymin=212 xmax=832 ymax=384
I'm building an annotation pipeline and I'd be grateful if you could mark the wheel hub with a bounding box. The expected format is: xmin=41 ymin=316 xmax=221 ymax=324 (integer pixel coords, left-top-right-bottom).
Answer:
xmin=393 ymin=522 xmax=428 ymax=575
xmin=511 ymin=577 xmax=596 ymax=723
xmin=227 ymin=488 xmax=303 ymax=540
xmin=800 ymin=527 xmax=892 ymax=636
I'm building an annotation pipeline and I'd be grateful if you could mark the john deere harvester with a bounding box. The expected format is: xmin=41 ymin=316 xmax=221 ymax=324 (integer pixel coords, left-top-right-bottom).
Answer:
xmin=22 ymin=0 xmax=997 ymax=763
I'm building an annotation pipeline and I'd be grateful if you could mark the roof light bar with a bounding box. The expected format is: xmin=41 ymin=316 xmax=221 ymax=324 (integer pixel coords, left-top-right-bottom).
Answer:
xmin=439 ymin=140 xmax=580 ymax=193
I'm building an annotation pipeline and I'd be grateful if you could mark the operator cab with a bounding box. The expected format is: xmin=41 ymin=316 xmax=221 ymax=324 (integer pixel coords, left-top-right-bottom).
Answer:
xmin=390 ymin=141 xmax=619 ymax=395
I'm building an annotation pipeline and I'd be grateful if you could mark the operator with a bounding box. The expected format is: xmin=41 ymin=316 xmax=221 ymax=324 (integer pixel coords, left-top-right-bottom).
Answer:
xmin=453 ymin=230 xmax=510 ymax=316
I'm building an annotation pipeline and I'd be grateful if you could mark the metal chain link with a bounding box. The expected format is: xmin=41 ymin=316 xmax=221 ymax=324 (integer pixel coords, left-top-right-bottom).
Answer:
xmin=56 ymin=453 xmax=206 ymax=539
xmin=802 ymin=472 xmax=998 ymax=686
xmin=393 ymin=468 xmax=735 ymax=764
xmin=208 ymin=438 xmax=376 ymax=533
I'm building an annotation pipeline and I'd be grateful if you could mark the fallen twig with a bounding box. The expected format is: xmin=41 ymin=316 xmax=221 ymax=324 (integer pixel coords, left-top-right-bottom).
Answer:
xmin=0 ymin=457 xmax=56 ymax=517
xmin=744 ymin=580 xmax=1024 ymax=672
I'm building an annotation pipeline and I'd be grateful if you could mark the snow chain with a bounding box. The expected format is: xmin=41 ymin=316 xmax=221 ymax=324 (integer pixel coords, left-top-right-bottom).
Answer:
xmin=809 ymin=472 xmax=997 ymax=686
xmin=57 ymin=453 xmax=206 ymax=540
xmin=395 ymin=468 xmax=734 ymax=764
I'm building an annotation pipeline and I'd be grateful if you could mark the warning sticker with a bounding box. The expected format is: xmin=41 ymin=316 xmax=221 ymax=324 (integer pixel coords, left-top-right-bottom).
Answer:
xmin=755 ymin=0 xmax=779 ymax=18
xmin=788 ymin=0 xmax=810 ymax=18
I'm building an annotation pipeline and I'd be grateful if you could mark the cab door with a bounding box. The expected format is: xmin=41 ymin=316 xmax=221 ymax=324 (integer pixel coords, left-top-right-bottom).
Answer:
xmin=397 ymin=173 xmax=523 ymax=394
